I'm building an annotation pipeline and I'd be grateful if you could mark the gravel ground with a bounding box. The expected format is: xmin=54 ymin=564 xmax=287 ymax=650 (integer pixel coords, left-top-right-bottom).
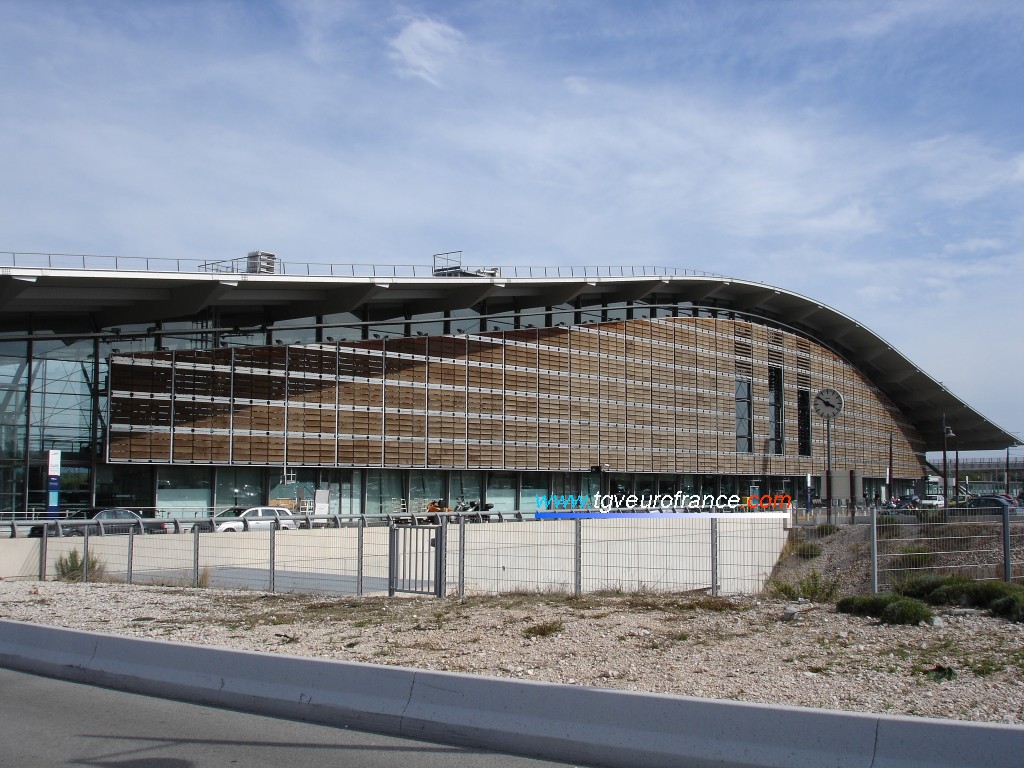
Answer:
xmin=2 ymin=579 xmax=1024 ymax=725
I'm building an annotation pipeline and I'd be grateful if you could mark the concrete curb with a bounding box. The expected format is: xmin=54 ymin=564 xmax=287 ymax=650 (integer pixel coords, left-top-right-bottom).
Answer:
xmin=1 ymin=618 xmax=1022 ymax=767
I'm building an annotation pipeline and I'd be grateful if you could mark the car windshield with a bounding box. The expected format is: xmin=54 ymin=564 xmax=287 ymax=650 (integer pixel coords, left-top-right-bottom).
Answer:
xmin=215 ymin=508 xmax=243 ymax=518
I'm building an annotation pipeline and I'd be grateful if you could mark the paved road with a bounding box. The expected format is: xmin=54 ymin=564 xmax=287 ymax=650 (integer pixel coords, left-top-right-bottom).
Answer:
xmin=0 ymin=667 xmax=583 ymax=768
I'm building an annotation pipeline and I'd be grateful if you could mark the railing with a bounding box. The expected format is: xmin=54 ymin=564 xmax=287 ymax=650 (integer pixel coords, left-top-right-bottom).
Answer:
xmin=0 ymin=251 xmax=725 ymax=280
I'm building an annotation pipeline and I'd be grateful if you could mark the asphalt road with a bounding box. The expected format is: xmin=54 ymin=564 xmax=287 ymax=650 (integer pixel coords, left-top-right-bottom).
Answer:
xmin=0 ymin=666 xmax=583 ymax=768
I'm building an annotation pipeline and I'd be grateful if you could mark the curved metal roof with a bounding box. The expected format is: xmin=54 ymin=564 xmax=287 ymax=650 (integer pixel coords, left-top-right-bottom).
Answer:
xmin=0 ymin=265 xmax=1016 ymax=450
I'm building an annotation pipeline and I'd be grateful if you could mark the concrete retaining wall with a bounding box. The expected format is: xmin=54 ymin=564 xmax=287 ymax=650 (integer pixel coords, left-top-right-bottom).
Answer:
xmin=1 ymin=619 xmax=1021 ymax=768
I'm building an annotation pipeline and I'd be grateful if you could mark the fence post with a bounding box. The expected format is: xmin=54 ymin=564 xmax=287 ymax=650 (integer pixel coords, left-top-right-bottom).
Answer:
xmin=458 ymin=514 xmax=466 ymax=598
xmin=387 ymin=523 xmax=397 ymax=597
xmin=710 ymin=518 xmax=719 ymax=597
xmin=573 ymin=518 xmax=582 ymax=596
xmin=434 ymin=515 xmax=447 ymax=598
xmin=127 ymin=528 xmax=135 ymax=585
xmin=82 ymin=527 xmax=90 ymax=583
xmin=268 ymin=525 xmax=276 ymax=593
xmin=356 ymin=515 xmax=364 ymax=597
xmin=38 ymin=523 xmax=48 ymax=581
xmin=870 ymin=506 xmax=878 ymax=594
xmin=192 ymin=523 xmax=200 ymax=587
xmin=1003 ymin=507 xmax=1012 ymax=583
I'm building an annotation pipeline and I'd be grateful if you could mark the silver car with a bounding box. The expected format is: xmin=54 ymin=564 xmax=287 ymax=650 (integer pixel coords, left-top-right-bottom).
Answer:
xmin=209 ymin=506 xmax=299 ymax=532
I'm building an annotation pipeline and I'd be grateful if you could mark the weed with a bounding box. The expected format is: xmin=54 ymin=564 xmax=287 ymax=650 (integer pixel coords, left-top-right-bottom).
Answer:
xmin=523 ymin=619 xmax=565 ymax=639
xmin=876 ymin=515 xmax=901 ymax=539
xmin=767 ymin=570 xmax=841 ymax=602
xmin=793 ymin=542 xmax=822 ymax=559
xmin=55 ymin=549 xmax=105 ymax=582
xmin=892 ymin=546 xmax=934 ymax=571
xmin=815 ymin=524 xmax=839 ymax=537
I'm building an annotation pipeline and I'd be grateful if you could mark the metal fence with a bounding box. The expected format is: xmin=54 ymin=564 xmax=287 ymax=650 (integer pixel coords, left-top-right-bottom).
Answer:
xmin=783 ymin=506 xmax=1024 ymax=593
xmin=4 ymin=513 xmax=789 ymax=598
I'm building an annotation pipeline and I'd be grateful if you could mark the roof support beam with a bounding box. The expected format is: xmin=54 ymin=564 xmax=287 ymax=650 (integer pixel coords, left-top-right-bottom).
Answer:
xmin=93 ymin=281 xmax=239 ymax=327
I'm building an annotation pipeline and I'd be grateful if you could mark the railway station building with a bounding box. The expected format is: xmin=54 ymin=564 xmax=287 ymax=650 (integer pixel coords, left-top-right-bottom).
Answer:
xmin=0 ymin=253 xmax=1017 ymax=518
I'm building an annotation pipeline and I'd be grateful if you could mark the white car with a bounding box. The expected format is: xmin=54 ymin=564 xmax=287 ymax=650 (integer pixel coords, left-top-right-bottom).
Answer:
xmin=211 ymin=506 xmax=298 ymax=532
xmin=918 ymin=495 xmax=946 ymax=508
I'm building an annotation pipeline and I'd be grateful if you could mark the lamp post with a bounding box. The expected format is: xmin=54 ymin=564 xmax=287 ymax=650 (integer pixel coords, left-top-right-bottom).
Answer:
xmin=941 ymin=414 xmax=950 ymax=506
xmin=946 ymin=434 xmax=954 ymax=505
xmin=942 ymin=415 xmax=950 ymax=512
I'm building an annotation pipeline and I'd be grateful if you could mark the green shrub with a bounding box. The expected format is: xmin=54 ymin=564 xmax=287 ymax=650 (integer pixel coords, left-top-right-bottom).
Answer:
xmin=838 ymin=592 xmax=933 ymax=624
xmin=815 ymin=524 xmax=839 ymax=538
xmin=876 ymin=515 xmax=900 ymax=538
xmin=881 ymin=597 xmax=934 ymax=625
xmin=54 ymin=549 xmax=105 ymax=582
xmin=837 ymin=592 xmax=903 ymax=617
xmin=794 ymin=542 xmax=822 ymax=559
xmin=892 ymin=546 xmax=934 ymax=571
xmin=990 ymin=593 xmax=1024 ymax=623
xmin=894 ymin=574 xmax=971 ymax=604
xmin=768 ymin=570 xmax=841 ymax=602
xmin=893 ymin=575 xmax=1024 ymax=618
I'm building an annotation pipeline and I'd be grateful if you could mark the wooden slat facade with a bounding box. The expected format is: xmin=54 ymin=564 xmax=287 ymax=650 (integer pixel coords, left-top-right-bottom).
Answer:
xmin=107 ymin=316 xmax=926 ymax=478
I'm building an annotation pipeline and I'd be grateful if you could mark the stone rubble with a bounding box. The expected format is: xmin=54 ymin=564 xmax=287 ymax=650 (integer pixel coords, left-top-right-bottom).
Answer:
xmin=2 ymin=579 xmax=1023 ymax=725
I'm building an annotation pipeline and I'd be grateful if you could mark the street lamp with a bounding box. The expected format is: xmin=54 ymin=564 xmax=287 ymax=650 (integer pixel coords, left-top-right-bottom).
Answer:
xmin=942 ymin=415 xmax=951 ymax=506
xmin=946 ymin=430 xmax=954 ymax=507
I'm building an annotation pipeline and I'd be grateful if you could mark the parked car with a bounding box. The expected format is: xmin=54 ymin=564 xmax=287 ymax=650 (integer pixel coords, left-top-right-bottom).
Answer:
xmin=194 ymin=506 xmax=299 ymax=533
xmin=918 ymin=494 xmax=945 ymax=508
xmin=964 ymin=496 xmax=1023 ymax=514
xmin=28 ymin=508 xmax=168 ymax=537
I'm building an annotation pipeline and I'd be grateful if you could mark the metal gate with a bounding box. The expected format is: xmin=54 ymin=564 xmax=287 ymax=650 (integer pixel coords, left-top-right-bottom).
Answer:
xmin=388 ymin=518 xmax=447 ymax=597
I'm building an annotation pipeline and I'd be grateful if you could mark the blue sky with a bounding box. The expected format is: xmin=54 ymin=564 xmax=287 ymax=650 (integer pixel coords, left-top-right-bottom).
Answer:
xmin=1 ymin=1 xmax=1022 ymax=447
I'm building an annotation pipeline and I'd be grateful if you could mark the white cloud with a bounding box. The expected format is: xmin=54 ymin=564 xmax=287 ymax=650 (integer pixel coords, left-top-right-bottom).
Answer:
xmin=388 ymin=15 xmax=463 ymax=86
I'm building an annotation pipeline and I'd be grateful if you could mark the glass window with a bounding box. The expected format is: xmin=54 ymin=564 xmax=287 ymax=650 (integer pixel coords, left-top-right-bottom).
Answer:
xmin=156 ymin=466 xmax=213 ymax=516
xmin=409 ymin=311 xmax=445 ymax=338
xmin=735 ymin=378 xmax=753 ymax=453
xmin=605 ymin=302 xmax=627 ymax=321
xmin=215 ymin=467 xmax=265 ymax=508
xmin=768 ymin=367 xmax=784 ymax=455
xmin=608 ymin=474 xmax=632 ymax=497
xmin=520 ymin=472 xmax=549 ymax=511
xmin=323 ymin=312 xmax=364 ymax=343
xmin=450 ymin=471 xmax=482 ymax=507
xmin=798 ymin=389 xmax=812 ymax=456
xmin=365 ymin=469 xmax=404 ymax=515
xmin=409 ymin=470 xmax=444 ymax=510
xmin=368 ymin=322 xmax=405 ymax=341
xmin=271 ymin=317 xmax=317 ymax=346
xmin=635 ymin=476 xmax=656 ymax=495
xmin=485 ymin=472 xmax=516 ymax=511
xmin=450 ymin=308 xmax=481 ymax=334
xmin=549 ymin=304 xmax=575 ymax=328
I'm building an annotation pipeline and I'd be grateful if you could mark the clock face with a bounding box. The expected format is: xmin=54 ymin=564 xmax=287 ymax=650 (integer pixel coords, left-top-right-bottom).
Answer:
xmin=813 ymin=388 xmax=844 ymax=419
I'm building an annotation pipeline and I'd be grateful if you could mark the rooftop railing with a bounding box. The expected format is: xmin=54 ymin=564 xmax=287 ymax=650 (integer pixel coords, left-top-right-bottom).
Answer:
xmin=0 ymin=251 xmax=724 ymax=280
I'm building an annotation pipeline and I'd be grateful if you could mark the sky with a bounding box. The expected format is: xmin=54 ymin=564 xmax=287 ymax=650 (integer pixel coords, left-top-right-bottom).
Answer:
xmin=1 ymin=0 xmax=1022 ymax=450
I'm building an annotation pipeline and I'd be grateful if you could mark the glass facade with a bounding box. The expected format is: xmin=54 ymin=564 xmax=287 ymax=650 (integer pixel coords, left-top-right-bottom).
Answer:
xmin=735 ymin=378 xmax=753 ymax=453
